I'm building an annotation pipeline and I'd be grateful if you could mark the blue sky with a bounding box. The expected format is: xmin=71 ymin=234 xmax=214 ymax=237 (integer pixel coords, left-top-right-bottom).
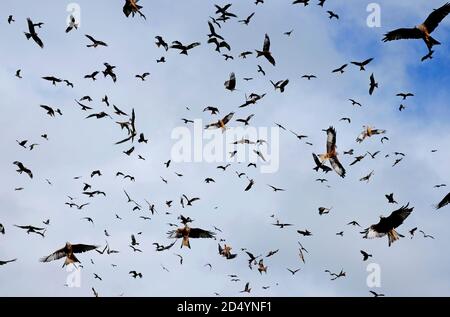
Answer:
xmin=1 ymin=0 xmax=450 ymax=297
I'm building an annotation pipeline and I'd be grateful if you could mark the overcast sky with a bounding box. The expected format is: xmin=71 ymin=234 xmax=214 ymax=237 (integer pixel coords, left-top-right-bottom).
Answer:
xmin=1 ymin=0 xmax=450 ymax=297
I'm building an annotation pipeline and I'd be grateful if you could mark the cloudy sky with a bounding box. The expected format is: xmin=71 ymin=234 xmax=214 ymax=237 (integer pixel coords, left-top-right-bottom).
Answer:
xmin=1 ymin=0 xmax=450 ymax=297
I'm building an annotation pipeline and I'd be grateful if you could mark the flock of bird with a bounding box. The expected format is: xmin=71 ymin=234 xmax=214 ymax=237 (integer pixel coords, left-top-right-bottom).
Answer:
xmin=1 ymin=0 xmax=450 ymax=297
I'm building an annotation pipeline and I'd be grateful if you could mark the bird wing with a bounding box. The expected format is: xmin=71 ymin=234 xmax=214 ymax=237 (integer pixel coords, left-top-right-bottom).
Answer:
xmin=263 ymin=33 xmax=271 ymax=51
xmin=189 ymin=228 xmax=215 ymax=238
xmin=329 ymin=157 xmax=346 ymax=178
xmin=382 ymin=28 xmax=423 ymax=41
xmin=187 ymin=42 xmax=201 ymax=50
xmin=423 ymin=3 xmax=450 ymax=33
xmin=326 ymin=127 xmax=336 ymax=153
xmin=221 ymin=112 xmax=234 ymax=125
xmin=72 ymin=244 xmax=98 ymax=253
xmin=27 ymin=18 xmax=35 ymax=33
xmin=435 ymin=192 xmax=450 ymax=210
xmin=167 ymin=229 xmax=182 ymax=238
xmin=386 ymin=204 xmax=413 ymax=229
xmin=40 ymin=246 xmax=67 ymax=262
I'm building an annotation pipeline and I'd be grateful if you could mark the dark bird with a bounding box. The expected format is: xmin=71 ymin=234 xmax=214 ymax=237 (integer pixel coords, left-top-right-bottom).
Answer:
xmin=65 ymin=15 xmax=78 ymax=33
xmin=327 ymin=11 xmax=339 ymax=19
xmin=74 ymin=100 xmax=92 ymax=111
xmin=15 ymin=69 xmax=22 ymax=78
xmin=222 ymin=54 xmax=233 ymax=60
xmin=24 ymin=18 xmax=44 ymax=48
xmin=63 ymin=80 xmax=73 ymax=88
xmin=40 ymin=242 xmax=98 ymax=267
xmin=257 ymin=65 xmax=266 ymax=76
xmin=153 ymin=241 xmax=176 ymax=252
xmin=170 ymin=41 xmax=201 ymax=55
xmin=325 ymin=269 xmax=346 ymax=280
xmin=8 ymin=15 xmax=15 ymax=24
xmin=332 ymin=64 xmax=347 ymax=74
xmin=370 ymin=291 xmax=385 ymax=297
xmin=129 ymin=271 xmax=143 ymax=278
xmin=239 ymin=12 xmax=255 ymax=25
xmin=397 ymin=92 xmax=414 ymax=100
xmin=272 ymin=220 xmax=292 ymax=229
xmin=349 ymin=99 xmax=362 ymax=107
xmin=13 ymin=161 xmax=33 ymax=178
xmin=409 ymin=227 xmax=418 ymax=238
xmin=244 ymin=178 xmax=255 ymax=191
xmin=103 ymin=63 xmax=117 ymax=82
xmin=182 ymin=194 xmax=200 ymax=206
xmin=360 ymin=170 xmax=375 ymax=183
xmin=351 ymin=58 xmax=373 ymax=71
xmin=240 ymin=282 xmax=251 ymax=293
xmin=301 ymin=74 xmax=317 ymax=80
xmin=270 ymin=79 xmax=289 ymax=93
xmin=155 ymin=36 xmax=169 ymax=50
xmin=86 ymin=112 xmax=112 ymax=120
xmin=382 ymin=3 xmax=450 ymax=53
xmin=224 ymin=72 xmax=236 ymax=91
xmin=0 ymin=259 xmax=17 ymax=266
xmin=350 ymin=154 xmax=367 ymax=166
xmin=419 ymin=230 xmax=435 ymax=239
xmin=256 ymin=34 xmax=276 ymax=66
xmin=385 ymin=193 xmax=398 ymax=204
xmin=287 ymin=268 xmax=300 ymax=275
xmin=297 ymin=229 xmax=312 ymax=236
xmin=268 ymin=185 xmax=285 ymax=192
xmin=203 ymin=106 xmax=220 ymax=115
xmin=347 ymin=221 xmax=361 ymax=227
xmin=207 ymin=37 xmax=231 ymax=53
xmin=360 ymin=250 xmax=373 ymax=261
xmin=312 ymin=153 xmax=332 ymax=173
xmin=84 ymin=71 xmax=99 ymax=81
xmin=293 ymin=0 xmax=310 ymax=6
xmin=362 ymin=204 xmax=413 ymax=246
xmin=369 ymin=73 xmax=378 ymax=95
xmin=85 ymin=34 xmax=108 ymax=48
xmin=42 ymin=76 xmax=62 ymax=85
xmin=135 ymin=72 xmax=150 ymax=81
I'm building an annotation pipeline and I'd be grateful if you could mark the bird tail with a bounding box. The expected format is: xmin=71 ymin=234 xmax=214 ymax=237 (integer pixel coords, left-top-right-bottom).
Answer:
xmin=255 ymin=50 xmax=263 ymax=57
xmin=387 ymin=229 xmax=400 ymax=247
xmin=24 ymin=32 xmax=32 ymax=40
xmin=182 ymin=237 xmax=190 ymax=249
xmin=429 ymin=36 xmax=441 ymax=47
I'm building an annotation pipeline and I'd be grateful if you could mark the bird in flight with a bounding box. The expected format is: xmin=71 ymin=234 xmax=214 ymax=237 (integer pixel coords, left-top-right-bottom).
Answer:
xmin=362 ymin=204 xmax=413 ymax=246
xmin=40 ymin=242 xmax=98 ymax=267
xmin=351 ymin=58 xmax=373 ymax=71
xmin=356 ymin=126 xmax=386 ymax=143
xmin=123 ymin=0 xmax=146 ymax=19
xmin=167 ymin=224 xmax=215 ymax=249
xmin=317 ymin=127 xmax=346 ymax=178
xmin=256 ymin=34 xmax=276 ymax=66
xmin=382 ymin=3 xmax=450 ymax=54
xmin=205 ymin=112 xmax=234 ymax=131
xmin=24 ymin=18 xmax=44 ymax=48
